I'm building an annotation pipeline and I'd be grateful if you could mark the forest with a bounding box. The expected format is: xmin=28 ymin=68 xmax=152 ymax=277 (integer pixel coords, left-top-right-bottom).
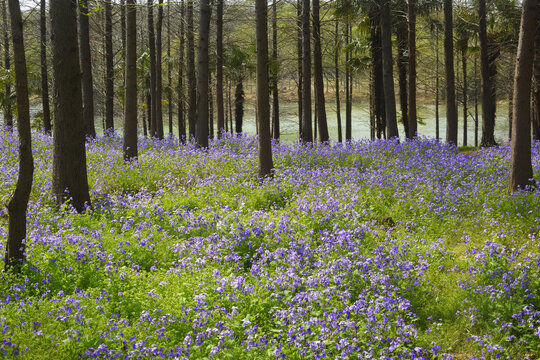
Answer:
xmin=0 ymin=0 xmax=540 ymax=358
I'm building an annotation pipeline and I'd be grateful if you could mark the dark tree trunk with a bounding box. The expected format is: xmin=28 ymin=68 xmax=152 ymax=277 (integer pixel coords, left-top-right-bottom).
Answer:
xmin=178 ymin=0 xmax=186 ymax=141
xmin=370 ymin=8 xmax=385 ymax=139
xmin=148 ymin=0 xmax=157 ymax=137
xmin=256 ymin=0 xmax=273 ymax=177
xmin=6 ymin=0 xmax=34 ymax=270
xmin=123 ymin=0 xmax=137 ymax=161
xmin=216 ymin=0 xmax=225 ymax=137
xmin=408 ymin=0 xmax=417 ymax=138
xmin=271 ymin=0 xmax=279 ymax=140
xmin=509 ymin=0 xmax=537 ymax=192
xmin=78 ymin=0 xmax=96 ymax=138
xmin=105 ymin=0 xmax=114 ymax=131
xmin=167 ymin=0 xmax=172 ymax=135
xmin=297 ymin=0 xmax=303 ymax=139
xmin=312 ymin=0 xmax=329 ymax=142
xmin=345 ymin=23 xmax=352 ymax=140
xmin=235 ymin=81 xmax=244 ymax=134
xmin=144 ymin=83 xmax=150 ymax=137
xmin=51 ymin=0 xmax=91 ymax=212
xmin=40 ymin=0 xmax=51 ymax=134
xmin=533 ymin=16 xmax=540 ymax=140
xmin=479 ymin=0 xmax=496 ymax=147
xmin=380 ymin=0 xmax=399 ymax=139
xmin=435 ymin=28 xmax=440 ymax=140
xmin=301 ymin=0 xmax=312 ymax=143
xmin=474 ymin=55 xmax=478 ymax=146
xmin=444 ymin=0 xmax=458 ymax=145
xmin=2 ymin=0 xmax=12 ymax=128
xmin=187 ymin=0 xmax=196 ymax=140
xmin=156 ymin=0 xmax=164 ymax=139
xmin=396 ymin=26 xmax=409 ymax=138
xmin=462 ymin=47 xmax=468 ymax=146
xmin=121 ymin=0 xmax=126 ymax=60
xmin=335 ymin=19 xmax=342 ymax=143
xmin=196 ymin=0 xmax=211 ymax=148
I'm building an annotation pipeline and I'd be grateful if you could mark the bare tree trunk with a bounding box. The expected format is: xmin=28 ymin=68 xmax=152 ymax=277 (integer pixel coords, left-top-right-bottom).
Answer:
xmin=345 ymin=23 xmax=351 ymax=140
xmin=297 ymin=0 xmax=303 ymax=139
xmin=187 ymin=0 xmax=196 ymax=140
xmin=123 ymin=0 xmax=137 ymax=161
xmin=216 ymin=0 xmax=225 ymax=137
xmin=148 ymin=0 xmax=157 ymax=137
xmin=444 ymin=0 xmax=458 ymax=145
xmin=105 ymin=0 xmax=114 ymax=131
xmin=509 ymin=0 xmax=537 ymax=192
xmin=408 ymin=0 xmax=417 ymax=138
xmin=479 ymin=0 xmax=496 ymax=147
xmin=178 ymin=0 xmax=186 ymax=141
xmin=380 ymin=0 xmax=399 ymax=139
xmin=40 ymin=0 xmax=51 ymax=134
xmin=121 ymin=0 xmax=126 ymax=61
xmin=533 ymin=16 xmax=540 ymax=140
xmin=370 ymin=8 xmax=385 ymax=139
xmin=78 ymin=0 xmax=96 ymax=138
xmin=271 ymin=0 xmax=280 ymax=140
xmin=462 ymin=47 xmax=468 ymax=146
xmin=167 ymin=0 xmax=172 ymax=135
xmin=335 ymin=18 xmax=342 ymax=143
xmin=312 ymin=0 xmax=328 ymax=142
xmin=196 ymin=0 xmax=211 ymax=148
xmin=255 ymin=0 xmax=273 ymax=177
xmin=51 ymin=0 xmax=91 ymax=212
xmin=235 ymin=81 xmax=244 ymax=134
xmin=396 ymin=27 xmax=408 ymax=138
xmin=474 ymin=54 xmax=478 ymax=146
xmin=301 ymin=0 xmax=312 ymax=142
xmin=435 ymin=28 xmax=440 ymax=140
xmin=156 ymin=0 xmax=164 ymax=139
xmin=2 ymin=0 xmax=12 ymax=129
xmin=6 ymin=0 xmax=33 ymax=270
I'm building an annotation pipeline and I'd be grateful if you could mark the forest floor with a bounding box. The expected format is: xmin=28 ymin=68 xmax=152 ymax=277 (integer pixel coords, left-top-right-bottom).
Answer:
xmin=1 ymin=132 xmax=539 ymax=359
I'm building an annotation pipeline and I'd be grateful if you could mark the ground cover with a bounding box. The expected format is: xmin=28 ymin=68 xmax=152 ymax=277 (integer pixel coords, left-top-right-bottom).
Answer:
xmin=1 ymin=132 xmax=539 ymax=359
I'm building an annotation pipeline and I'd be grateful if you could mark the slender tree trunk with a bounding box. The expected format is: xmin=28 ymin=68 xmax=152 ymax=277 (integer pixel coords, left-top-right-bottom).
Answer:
xmin=297 ymin=0 xmax=303 ymax=139
xmin=435 ymin=28 xmax=440 ymax=140
xmin=396 ymin=27 xmax=409 ymax=138
xmin=51 ymin=0 xmax=91 ymax=212
xmin=123 ymin=0 xmax=137 ymax=161
xmin=196 ymin=0 xmax=211 ymax=147
xmin=408 ymin=0 xmax=417 ymax=138
xmin=479 ymin=0 xmax=496 ymax=147
xmin=533 ymin=16 xmax=540 ymax=140
xmin=509 ymin=0 xmax=537 ymax=192
xmin=345 ymin=23 xmax=351 ymax=140
xmin=2 ymin=0 xmax=12 ymax=129
xmin=121 ymin=0 xmax=126 ymax=61
xmin=6 ymin=0 xmax=33 ymax=270
xmin=148 ymin=0 xmax=157 ymax=137
xmin=40 ymin=0 xmax=51 ymax=134
xmin=235 ymin=81 xmax=244 ymax=134
xmin=271 ymin=0 xmax=280 ymax=140
xmin=335 ymin=18 xmax=342 ymax=143
xmin=156 ymin=0 xmax=164 ymax=139
xmin=370 ymin=8 xmax=385 ymax=139
xmin=78 ymin=0 xmax=96 ymax=138
xmin=187 ymin=0 xmax=196 ymax=140
xmin=301 ymin=0 xmax=312 ymax=142
xmin=144 ymin=84 xmax=150 ymax=137
xmin=474 ymin=54 xmax=478 ymax=146
xmin=105 ymin=0 xmax=114 ymax=131
xmin=380 ymin=0 xmax=399 ymax=139
xmin=178 ymin=0 xmax=186 ymax=141
xmin=462 ymin=47 xmax=468 ymax=146
xmin=167 ymin=0 xmax=172 ymax=135
xmin=255 ymin=0 xmax=273 ymax=177
xmin=216 ymin=0 xmax=225 ymax=137
xmin=312 ymin=0 xmax=328 ymax=142
xmin=444 ymin=0 xmax=458 ymax=145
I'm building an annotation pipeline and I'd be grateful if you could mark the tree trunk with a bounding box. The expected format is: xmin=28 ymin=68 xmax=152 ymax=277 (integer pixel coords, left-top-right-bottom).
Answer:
xmin=474 ymin=54 xmax=478 ymax=146
xmin=271 ymin=0 xmax=279 ymax=140
xmin=196 ymin=0 xmax=211 ymax=148
xmin=123 ymin=0 xmax=137 ymax=161
xmin=187 ymin=0 xmax=196 ymax=140
xmin=105 ymin=0 xmax=114 ymax=131
xmin=78 ymin=0 xmax=96 ymax=138
xmin=256 ymin=0 xmax=273 ymax=177
xmin=297 ymin=0 xmax=303 ymax=139
xmin=235 ymin=81 xmax=244 ymax=134
xmin=6 ymin=0 xmax=34 ymax=270
xmin=216 ymin=0 xmax=224 ymax=138
xmin=167 ymin=0 xmax=172 ymax=135
xmin=148 ymin=0 xmax=157 ymax=137
xmin=178 ymin=0 xmax=186 ymax=141
xmin=335 ymin=18 xmax=342 ymax=143
xmin=301 ymin=0 xmax=312 ymax=143
xmin=2 ymin=0 xmax=12 ymax=128
xmin=408 ymin=0 xmax=417 ymax=138
xmin=462 ymin=47 xmax=468 ymax=146
xmin=51 ymin=0 xmax=91 ymax=212
xmin=40 ymin=0 xmax=51 ymax=134
xmin=380 ymin=0 xmax=399 ymax=139
xmin=370 ymin=8 xmax=385 ymax=139
xmin=533 ymin=16 xmax=540 ymax=140
xmin=345 ymin=23 xmax=352 ymax=140
xmin=396 ymin=26 xmax=408 ymax=138
xmin=479 ymin=0 xmax=496 ymax=147
xmin=156 ymin=0 xmax=164 ymax=139
xmin=509 ymin=0 xmax=537 ymax=192
xmin=444 ymin=0 xmax=458 ymax=145
xmin=121 ymin=0 xmax=126 ymax=61
xmin=312 ymin=0 xmax=329 ymax=143
xmin=435 ymin=28 xmax=440 ymax=140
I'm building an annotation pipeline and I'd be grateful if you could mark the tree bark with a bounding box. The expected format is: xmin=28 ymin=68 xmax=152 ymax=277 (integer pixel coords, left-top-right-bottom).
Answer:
xmin=345 ymin=23 xmax=352 ymax=140
xmin=396 ymin=25 xmax=408 ymax=138
xmin=509 ymin=0 xmax=537 ymax=192
xmin=312 ymin=0 xmax=329 ymax=142
xmin=479 ymin=0 xmax=496 ymax=147
xmin=462 ymin=47 xmax=468 ymax=147
xmin=444 ymin=0 xmax=458 ymax=145
xmin=216 ymin=0 xmax=225 ymax=138
xmin=178 ymin=0 xmax=186 ymax=141
xmin=297 ymin=0 xmax=303 ymax=140
xmin=148 ymin=0 xmax=157 ymax=137
xmin=301 ymin=0 xmax=312 ymax=143
xmin=105 ymin=0 xmax=114 ymax=131
xmin=533 ymin=15 xmax=540 ymax=140
xmin=196 ymin=0 xmax=211 ymax=148
xmin=2 ymin=0 xmax=12 ymax=128
xmin=51 ymin=0 xmax=91 ymax=212
xmin=156 ymin=0 xmax=164 ymax=139
xmin=370 ymin=8 xmax=385 ymax=139
xmin=78 ymin=0 xmax=96 ymax=138
xmin=408 ymin=0 xmax=417 ymax=138
xmin=6 ymin=0 xmax=33 ymax=270
xmin=435 ymin=28 xmax=440 ymax=140
xmin=380 ymin=0 xmax=399 ymax=139
xmin=256 ymin=0 xmax=273 ymax=177
xmin=123 ymin=0 xmax=137 ymax=161
xmin=235 ymin=81 xmax=244 ymax=134
xmin=271 ymin=0 xmax=279 ymax=140
xmin=187 ymin=0 xmax=196 ymax=140
xmin=40 ymin=0 xmax=51 ymax=134
xmin=167 ymin=0 xmax=172 ymax=135
xmin=335 ymin=18 xmax=342 ymax=143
